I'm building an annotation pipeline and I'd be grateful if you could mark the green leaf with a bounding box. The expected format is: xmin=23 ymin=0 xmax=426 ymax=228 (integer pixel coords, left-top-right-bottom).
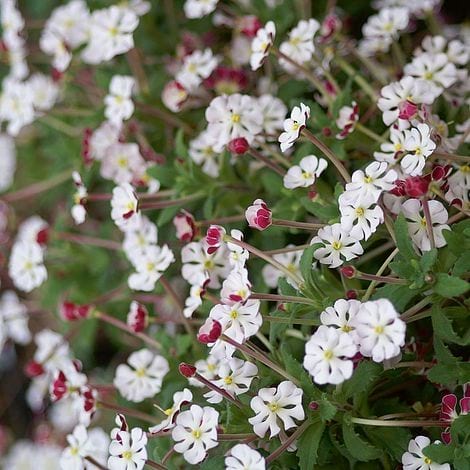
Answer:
xmin=365 ymin=427 xmax=411 ymax=461
xmin=342 ymin=415 xmax=382 ymax=462
xmin=420 ymin=248 xmax=438 ymax=273
xmin=434 ymin=336 xmax=459 ymax=365
xmin=434 ymin=273 xmax=469 ymax=298
xmin=432 ymin=306 xmax=469 ymax=345
xmin=297 ymin=419 xmax=325 ymax=469
xmin=394 ymin=214 xmax=416 ymax=261
xmin=453 ymin=252 xmax=470 ymax=276
xmin=175 ymin=128 xmax=189 ymax=158
xmin=451 ymin=414 xmax=470 ymax=444
xmin=299 ymin=245 xmax=315 ymax=285
xmin=423 ymin=443 xmax=455 ymax=464
xmin=340 ymin=361 xmax=382 ymax=402
xmin=371 ymin=284 xmax=417 ymax=310
xmin=318 ymin=394 xmax=337 ymax=422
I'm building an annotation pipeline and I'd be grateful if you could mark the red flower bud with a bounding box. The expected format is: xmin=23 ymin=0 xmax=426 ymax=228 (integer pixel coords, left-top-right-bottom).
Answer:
xmin=51 ymin=371 xmax=68 ymax=402
xmin=245 ymin=199 xmax=272 ymax=230
xmin=340 ymin=266 xmax=356 ymax=279
xmin=227 ymin=137 xmax=249 ymax=155
xmin=173 ymin=210 xmax=198 ymax=243
xmin=322 ymin=127 xmax=332 ymax=137
xmin=51 ymin=67 xmax=64 ymax=82
xmin=127 ymin=301 xmax=148 ymax=333
xmin=205 ymin=225 xmax=225 ymax=254
xmin=24 ymin=360 xmax=44 ymax=378
xmin=197 ymin=318 xmax=222 ymax=344
xmin=36 ymin=228 xmax=49 ymax=246
xmin=59 ymin=301 xmax=91 ymax=321
xmin=239 ymin=15 xmax=262 ymax=37
xmin=346 ymin=290 xmax=358 ymax=300
xmin=308 ymin=401 xmax=319 ymax=410
xmin=403 ymin=176 xmax=429 ymax=197
xmin=179 ymin=363 xmax=197 ymax=378
xmin=398 ymin=100 xmax=418 ymax=121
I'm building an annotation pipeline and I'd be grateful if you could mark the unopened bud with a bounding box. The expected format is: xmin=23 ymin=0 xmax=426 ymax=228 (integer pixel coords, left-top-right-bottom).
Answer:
xmin=179 ymin=363 xmax=197 ymax=378
xmin=340 ymin=266 xmax=356 ymax=279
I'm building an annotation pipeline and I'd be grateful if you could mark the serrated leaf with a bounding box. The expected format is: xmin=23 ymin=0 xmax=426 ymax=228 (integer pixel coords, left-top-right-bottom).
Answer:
xmin=340 ymin=361 xmax=382 ymax=402
xmin=297 ymin=419 xmax=325 ymax=469
xmin=434 ymin=336 xmax=459 ymax=365
xmin=432 ymin=306 xmax=469 ymax=346
xmin=395 ymin=214 xmax=417 ymax=261
xmin=453 ymin=252 xmax=470 ymax=276
xmin=423 ymin=442 xmax=455 ymax=464
xmin=318 ymin=394 xmax=337 ymax=422
xmin=299 ymin=245 xmax=315 ymax=285
xmin=434 ymin=273 xmax=469 ymax=298
xmin=365 ymin=427 xmax=411 ymax=461
xmin=420 ymin=248 xmax=438 ymax=272
xmin=342 ymin=416 xmax=382 ymax=461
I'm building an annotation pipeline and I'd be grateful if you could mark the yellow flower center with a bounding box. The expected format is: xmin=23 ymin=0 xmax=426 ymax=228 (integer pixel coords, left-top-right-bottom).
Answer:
xmin=289 ymin=37 xmax=301 ymax=46
xmin=301 ymin=171 xmax=312 ymax=180
xmin=287 ymin=263 xmax=297 ymax=273
xmin=24 ymin=261 xmax=33 ymax=271
xmin=394 ymin=143 xmax=403 ymax=152
xmin=323 ymin=350 xmax=334 ymax=360
xmin=187 ymin=63 xmax=197 ymax=73
xmin=146 ymin=262 xmax=155 ymax=272
xmin=364 ymin=176 xmax=373 ymax=183
xmin=192 ymin=429 xmax=202 ymax=439
xmin=70 ymin=447 xmax=79 ymax=456
xmin=355 ymin=207 xmax=365 ymax=217
xmin=224 ymin=376 xmax=233 ymax=385
xmin=374 ymin=325 xmax=384 ymax=334
xmin=460 ymin=164 xmax=470 ymax=173
xmin=203 ymin=259 xmax=214 ymax=269
xmin=420 ymin=217 xmax=427 ymax=227
xmin=332 ymin=241 xmax=342 ymax=251
xmin=341 ymin=325 xmax=353 ymax=333
xmin=117 ymin=156 xmax=128 ymax=168
xmin=231 ymin=113 xmax=241 ymax=123
xmin=383 ymin=22 xmax=393 ymax=32
xmin=268 ymin=402 xmax=279 ymax=412
xmin=424 ymin=71 xmax=434 ymax=80
xmin=164 ymin=407 xmax=173 ymax=416
xmin=109 ymin=26 xmax=119 ymax=37
xmin=291 ymin=122 xmax=300 ymax=131
xmin=207 ymin=363 xmax=216 ymax=372
xmin=230 ymin=309 xmax=238 ymax=319
xmin=415 ymin=147 xmax=422 ymax=155
xmin=122 ymin=450 xmax=133 ymax=460
xmin=135 ymin=367 xmax=146 ymax=377
xmin=424 ymin=457 xmax=432 ymax=465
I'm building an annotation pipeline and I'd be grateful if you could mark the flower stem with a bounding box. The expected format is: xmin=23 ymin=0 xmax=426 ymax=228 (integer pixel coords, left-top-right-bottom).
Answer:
xmin=145 ymin=458 xmax=168 ymax=469
xmin=221 ymin=335 xmax=300 ymax=386
xmin=250 ymin=292 xmax=315 ymax=305
xmin=84 ymin=456 xmax=108 ymax=470
xmin=193 ymin=372 xmax=243 ymax=408
xmin=94 ymin=310 xmax=162 ymax=350
xmin=3 ymin=169 xmax=71 ymax=203
xmin=264 ymin=244 xmax=310 ymax=255
xmin=40 ymin=115 xmax=81 ymax=137
xmin=362 ymin=248 xmax=399 ymax=301
xmin=302 ymin=129 xmax=351 ymax=183
xmin=97 ymin=400 xmax=158 ymax=424
xmin=139 ymin=193 xmax=204 ymax=210
xmin=355 ymin=122 xmax=386 ymax=143
xmin=224 ymin=235 xmax=304 ymax=286
xmin=197 ymin=214 xmax=245 ymax=226
xmin=335 ymin=57 xmax=378 ymax=101
xmin=55 ymin=232 xmax=122 ymax=251
xmin=401 ymin=296 xmax=434 ymax=320
xmin=350 ymin=417 xmax=446 ymax=427
xmin=431 ymin=152 xmax=470 ymax=163
xmin=249 ymin=148 xmax=286 ymax=176
xmin=266 ymin=420 xmax=311 ymax=463
xmin=136 ymin=101 xmax=194 ymax=135
xmin=272 ymin=219 xmax=325 ymax=230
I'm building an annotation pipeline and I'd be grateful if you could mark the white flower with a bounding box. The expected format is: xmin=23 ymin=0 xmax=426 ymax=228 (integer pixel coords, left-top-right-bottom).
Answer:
xmin=0 ymin=133 xmax=16 ymax=192
xmin=283 ymin=154 xmax=328 ymax=189
xmin=205 ymin=94 xmax=263 ymax=152
xmin=204 ymin=358 xmax=258 ymax=403
xmin=149 ymin=388 xmax=193 ymax=434
xmin=33 ymin=329 xmax=70 ymax=374
xmin=184 ymin=0 xmax=218 ymax=19
xmin=114 ymin=349 xmax=169 ymax=402
xmin=176 ymin=48 xmax=218 ymax=92
xmin=104 ymin=75 xmax=136 ymax=126
xmin=401 ymin=199 xmax=450 ymax=252
xmin=0 ymin=79 xmax=35 ymax=136
xmin=17 ymin=215 xmax=48 ymax=245
xmin=354 ymin=299 xmax=406 ymax=362
xmin=211 ymin=298 xmax=262 ymax=344
xmin=336 ymin=101 xmax=359 ymax=139
xmin=110 ymin=183 xmax=141 ymax=231
xmin=320 ymin=298 xmax=361 ymax=336
xmin=401 ymin=123 xmax=436 ymax=176
xmin=339 ymin=200 xmax=384 ymax=241
xmin=71 ymin=171 xmax=88 ymax=225
xmin=189 ymin=130 xmax=220 ymax=177
xmin=40 ymin=29 xmax=72 ymax=72
xmin=257 ymin=94 xmax=287 ymax=135
xmin=9 ymin=241 xmax=47 ymax=292
xmin=402 ymin=436 xmax=450 ymax=470
xmin=279 ymin=19 xmax=320 ymax=72
xmin=0 ymin=290 xmax=31 ymax=345
xmin=404 ymin=52 xmax=458 ymax=99
xmin=227 ymin=229 xmax=249 ymax=270
xmin=182 ymin=241 xmax=231 ymax=288
xmin=101 ymin=142 xmax=146 ymax=184
xmin=90 ymin=121 xmax=120 ymax=161
xmin=262 ymin=247 xmax=303 ymax=289
xmin=312 ymin=223 xmax=363 ymax=268
xmin=27 ymin=73 xmax=59 ymax=111
xmin=362 ymin=7 xmax=409 ymax=40
xmin=359 ymin=35 xmax=393 ymax=56
xmin=220 ymin=267 xmax=252 ymax=305
xmin=189 ymin=354 xmax=221 ymax=387
xmin=108 ymin=426 xmax=148 ymax=470
xmin=342 ymin=161 xmax=397 ymax=206
xmin=304 ymin=325 xmax=357 ymax=385
xmin=249 ymin=380 xmax=305 ymax=438
xmin=377 ymin=76 xmax=434 ymax=126
xmin=123 ymin=215 xmax=158 ymax=262
xmin=172 ymin=404 xmax=219 ymax=464
xmin=82 ymin=6 xmax=139 ymax=64
xmin=60 ymin=425 xmax=91 ymax=470
xmin=374 ymin=127 xmax=406 ymax=163
xmin=128 ymin=244 xmax=175 ymax=291
xmin=225 ymin=444 xmax=266 ymax=470
xmin=250 ymin=21 xmax=276 ymax=71
xmin=183 ymin=280 xmax=207 ymax=318
xmin=279 ymin=103 xmax=310 ymax=152
xmin=418 ymin=35 xmax=469 ymax=66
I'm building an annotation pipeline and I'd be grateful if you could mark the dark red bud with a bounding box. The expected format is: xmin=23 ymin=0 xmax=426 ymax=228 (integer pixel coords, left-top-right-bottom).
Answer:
xmin=340 ymin=266 xmax=356 ymax=279
xmin=179 ymin=363 xmax=197 ymax=378
xmin=227 ymin=138 xmax=249 ymax=155
xmin=24 ymin=360 xmax=44 ymax=378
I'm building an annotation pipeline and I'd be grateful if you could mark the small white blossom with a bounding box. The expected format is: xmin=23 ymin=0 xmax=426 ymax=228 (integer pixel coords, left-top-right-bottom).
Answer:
xmin=278 ymin=103 xmax=310 ymax=152
xmin=110 ymin=183 xmax=141 ymax=231
xmin=184 ymin=0 xmax=218 ymax=19
xmin=401 ymin=123 xmax=436 ymax=176
xmin=354 ymin=299 xmax=406 ymax=362
xmin=149 ymin=388 xmax=193 ymax=434
xmin=250 ymin=21 xmax=276 ymax=71
xmin=284 ymin=154 xmax=328 ymax=189
xmin=176 ymin=48 xmax=218 ymax=92
xmin=9 ymin=240 xmax=47 ymax=292
xmin=189 ymin=130 xmax=220 ymax=177
xmin=225 ymin=444 xmax=266 ymax=470
xmin=374 ymin=127 xmax=407 ymax=163
xmin=172 ymin=405 xmax=219 ymax=464
xmin=0 ymin=133 xmax=16 ymax=192
xmin=108 ymin=425 xmax=148 ymax=470
xmin=249 ymin=380 xmax=305 ymax=438
xmin=362 ymin=7 xmax=409 ymax=41
xmin=402 ymin=436 xmax=450 ymax=470
xmin=114 ymin=349 xmax=169 ymax=402
xmin=320 ymin=298 xmax=361 ymax=336
xmin=104 ymin=75 xmax=136 ymax=126
xmin=339 ymin=200 xmax=384 ymax=241
xmin=304 ymin=325 xmax=357 ymax=385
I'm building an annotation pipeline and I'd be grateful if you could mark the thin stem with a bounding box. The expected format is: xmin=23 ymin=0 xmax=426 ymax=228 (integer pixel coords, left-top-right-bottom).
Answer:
xmin=355 ymin=122 xmax=386 ymax=144
xmin=193 ymin=372 xmax=243 ymax=408
xmin=3 ymin=169 xmax=71 ymax=202
xmin=249 ymin=148 xmax=286 ymax=176
xmin=362 ymin=248 xmax=399 ymax=301
xmin=94 ymin=310 xmax=162 ymax=350
xmin=401 ymin=296 xmax=434 ymax=320
xmin=391 ymin=41 xmax=406 ymax=69
xmin=126 ymin=48 xmax=150 ymax=95
xmin=302 ymin=129 xmax=351 ymax=183
xmin=421 ymin=198 xmax=436 ymax=250
xmin=272 ymin=219 xmax=325 ymax=231
xmin=56 ymin=232 xmax=122 ymax=251
xmin=224 ymin=235 xmax=303 ymax=286
xmin=356 ymin=241 xmax=397 ymax=266
xmin=431 ymin=152 xmax=470 ymax=163
xmin=258 ymin=141 xmax=292 ymax=167
xmin=136 ymin=101 xmax=194 ymax=135
xmin=405 ymin=309 xmax=432 ymax=323
xmin=139 ymin=193 xmax=204 ymax=210
xmin=264 ymin=316 xmax=320 ymax=325
xmin=98 ymin=400 xmax=158 ymax=424
xmin=335 ymin=57 xmax=378 ymax=101
xmin=266 ymin=420 xmax=311 ymax=463
xmin=391 ymin=361 xmax=434 ymax=369
xmin=357 ymin=272 xmax=405 ymax=285
xmin=197 ymin=214 xmax=245 ymax=226
xmin=222 ymin=335 xmax=300 ymax=386
xmin=84 ymin=456 xmax=108 ymax=470
xmin=350 ymin=417 xmax=446 ymax=428
xmin=217 ymin=433 xmax=257 ymax=441
xmin=145 ymin=459 xmax=167 ymax=470
xmin=40 ymin=115 xmax=81 ymax=137
xmin=250 ymin=292 xmax=315 ymax=305
xmin=264 ymin=244 xmax=310 ymax=255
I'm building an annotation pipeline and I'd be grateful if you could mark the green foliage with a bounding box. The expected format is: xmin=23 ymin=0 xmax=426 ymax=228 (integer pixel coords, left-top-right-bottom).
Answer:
xmin=297 ymin=419 xmax=326 ymax=469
